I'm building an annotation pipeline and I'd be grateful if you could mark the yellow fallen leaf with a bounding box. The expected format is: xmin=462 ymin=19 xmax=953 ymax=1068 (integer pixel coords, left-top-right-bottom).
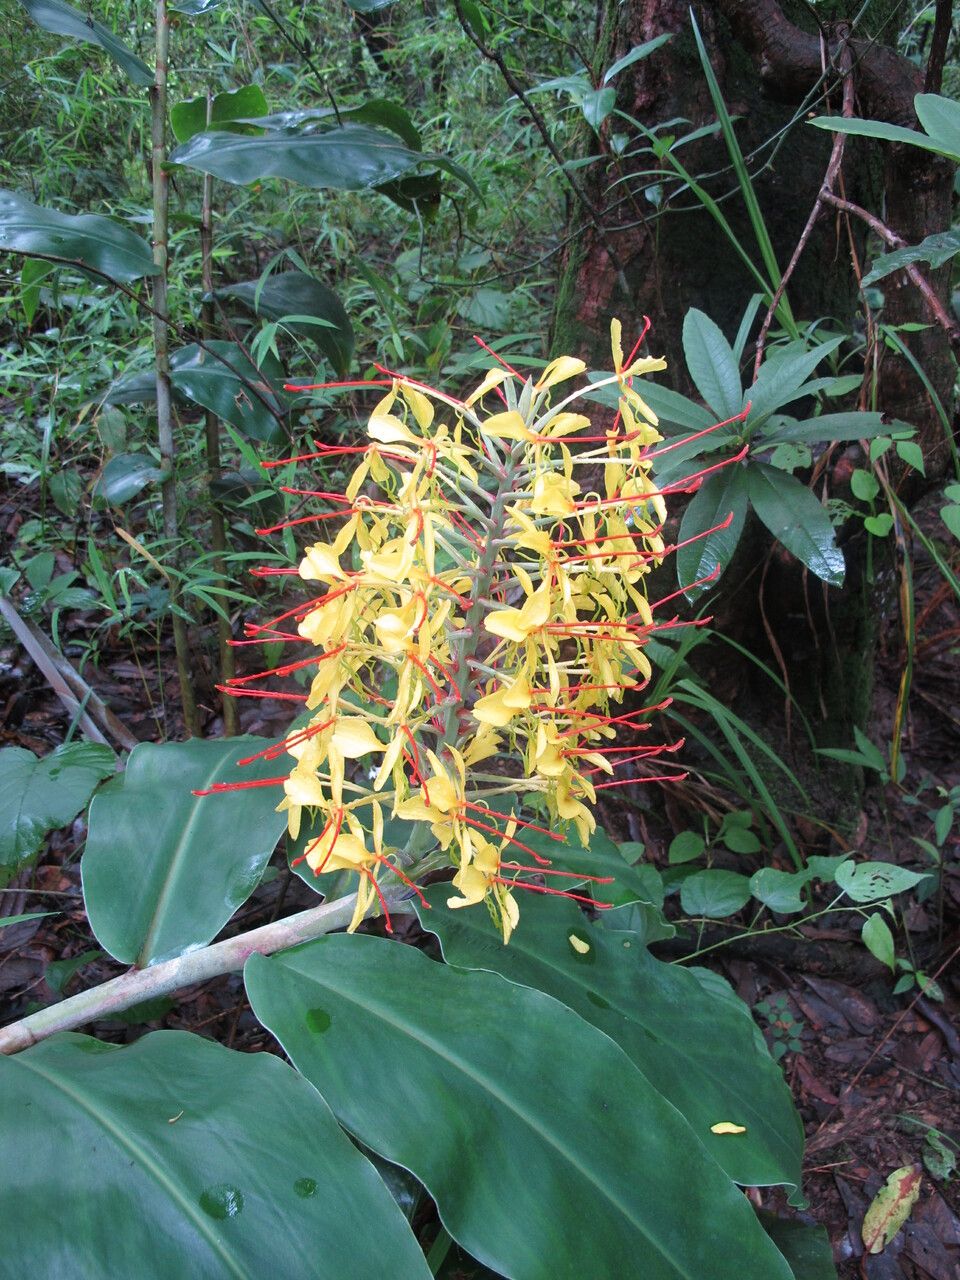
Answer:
xmin=862 ymin=1164 xmax=922 ymax=1254
xmin=710 ymin=1122 xmax=747 ymax=1135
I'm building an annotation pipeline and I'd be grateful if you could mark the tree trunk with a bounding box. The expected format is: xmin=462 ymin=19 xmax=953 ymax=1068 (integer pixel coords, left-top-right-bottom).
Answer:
xmin=552 ymin=0 xmax=956 ymax=461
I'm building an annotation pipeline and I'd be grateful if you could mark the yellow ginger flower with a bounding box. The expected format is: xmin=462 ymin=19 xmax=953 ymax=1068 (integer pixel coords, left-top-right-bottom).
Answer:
xmin=200 ymin=321 xmax=737 ymax=940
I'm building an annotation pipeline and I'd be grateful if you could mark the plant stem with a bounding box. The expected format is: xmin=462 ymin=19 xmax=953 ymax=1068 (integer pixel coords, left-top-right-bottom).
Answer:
xmin=200 ymin=93 xmax=239 ymax=735
xmin=152 ymin=0 xmax=200 ymax=737
xmin=0 ymin=889 xmax=406 ymax=1056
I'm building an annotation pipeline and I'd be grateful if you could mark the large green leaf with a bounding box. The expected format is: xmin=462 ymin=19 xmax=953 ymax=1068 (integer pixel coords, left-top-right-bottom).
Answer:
xmin=676 ymin=463 xmax=750 ymax=594
xmin=0 ymin=1031 xmax=430 ymax=1280
xmin=417 ymin=890 xmax=803 ymax=1193
xmin=682 ymin=309 xmax=743 ymax=420
xmin=246 ymin=935 xmax=793 ymax=1280
xmin=170 ymin=123 xmax=468 ymax=192
xmin=743 ymin=337 xmax=844 ymax=431
xmin=0 ymin=190 xmax=157 ymax=282
xmin=16 ymin=0 xmax=152 ymax=85
xmin=216 ymin=272 xmax=354 ymax=376
xmin=93 ymin=451 xmax=165 ymax=506
xmin=808 ymin=111 xmax=960 ymax=163
xmin=914 ymin=92 xmax=960 ymax=158
xmin=82 ymin=738 xmax=286 ymax=966
xmin=105 ymin=342 xmax=286 ymax=443
xmin=170 ymin=85 xmax=269 ymax=144
xmin=0 ymin=743 xmax=115 ymax=884
xmin=747 ymin=463 xmax=844 ymax=586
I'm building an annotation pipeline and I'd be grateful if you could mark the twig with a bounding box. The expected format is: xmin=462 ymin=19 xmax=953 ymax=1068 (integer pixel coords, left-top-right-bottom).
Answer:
xmin=923 ymin=0 xmax=952 ymax=93
xmin=819 ymin=191 xmax=960 ymax=353
xmin=451 ymin=0 xmax=630 ymax=299
xmin=753 ymin=31 xmax=853 ymax=377
xmin=200 ymin=92 xmax=239 ymax=736
xmin=0 ymin=889 xmax=407 ymax=1055
xmin=152 ymin=0 xmax=199 ymax=736
xmin=0 ymin=596 xmax=137 ymax=750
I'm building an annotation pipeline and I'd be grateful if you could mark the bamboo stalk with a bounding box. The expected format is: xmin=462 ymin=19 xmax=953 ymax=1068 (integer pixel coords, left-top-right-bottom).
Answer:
xmin=0 ymin=890 xmax=406 ymax=1055
xmin=200 ymin=92 xmax=239 ymax=735
xmin=151 ymin=0 xmax=200 ymax=737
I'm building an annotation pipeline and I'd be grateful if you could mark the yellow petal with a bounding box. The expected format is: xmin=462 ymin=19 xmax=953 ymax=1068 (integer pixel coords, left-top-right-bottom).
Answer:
xmin=299 ymin=542 xmax=343 ymax=581
xmin=399 ymin=381 xmax=435 ymax=430
xmin=332 ymin=717 xmax=384 ymax=758
xmin=710 ymin=1122 xmax=747 ymax=1135
xmin=568 ymin=934 xmax=590 ymax=955
xmin=535 ymin=355 xmax=586 ymax=391
xmin=610 ymin=318 xmax=624 ymax=373
xmin=465 ymin=367 xmax=511 ymax=407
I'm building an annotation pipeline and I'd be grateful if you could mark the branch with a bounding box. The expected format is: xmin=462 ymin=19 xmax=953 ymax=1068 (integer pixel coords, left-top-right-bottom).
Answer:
xmin=0 ymin=889 xmax=407 ymax=1056
xmin=715 ymin=0 xmax=922 ymax=125
xmin=451 ymin=0 xmax=630 ymax=299
xmin=0 ymin=597 xmax=138 ymax=750
xmin=819 ymin=191 xmax=960 ymax=353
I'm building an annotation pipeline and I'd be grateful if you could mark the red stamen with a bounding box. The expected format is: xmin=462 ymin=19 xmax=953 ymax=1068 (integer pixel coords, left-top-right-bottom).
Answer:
xmin=192 ymin=775 xmax=287 ymax=796
xmin=471 ymin=334 xmax=520 ymax=380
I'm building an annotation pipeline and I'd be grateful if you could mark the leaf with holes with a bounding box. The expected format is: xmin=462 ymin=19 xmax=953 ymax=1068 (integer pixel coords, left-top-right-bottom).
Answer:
xmin=835 ymin=860 xmax=926 ymax=904
xmin=0 ymin=1031 xmax=430 ymax=1279
xmin=82 ymin=738 xmax=285 ymax=966
xmin=0 ymin=743 xmax=115 ymax=884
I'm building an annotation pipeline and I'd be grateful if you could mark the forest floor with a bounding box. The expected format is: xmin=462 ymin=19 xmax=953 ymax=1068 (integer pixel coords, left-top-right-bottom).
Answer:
xmin=1 ymin=481 xmax=958 ymax=1279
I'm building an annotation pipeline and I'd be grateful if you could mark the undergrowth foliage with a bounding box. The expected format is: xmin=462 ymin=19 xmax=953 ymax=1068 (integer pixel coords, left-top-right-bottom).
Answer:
xmin=198 ymin=322 xmax=738 ymax=940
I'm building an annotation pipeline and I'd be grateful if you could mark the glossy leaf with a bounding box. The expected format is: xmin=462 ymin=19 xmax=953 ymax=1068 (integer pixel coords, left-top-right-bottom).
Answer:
xmin=0 ymin=743 xmax=115 ymax=883
xmin=342 ymin=0 xmax=397 ymax=11
xmin=93 ymin=452 xmax=165 ymax=506
xmin=169 ymin=0 xmax=226 ymax=12
xmin=744 ymin=338 xmax=844 ymax=431
xmin=170 ymin=123 xmax=473 ymax=193
xmin=677 ymin=463 xmax=750 ymax=594
xmin=82 ymin=738 xmax=286 ymax=966
xmin=681 ymin=869 xmax=752 ymax=918
xmin=418 ymin=889 xmax=803 ymax=1192
xmin=835 ymin=860 xmax=926 ymax=904
xmin=682 ymin=308 xmax=743 ymax=419
xmin=581 ymin=86 xmax=616 ymax=130
xmin=170 ymin=85 xmax=268 ymax=144
xmin=913 ymin=93 xmax=960 ymax=155
xmin=747 ymin=463 xmax=844 ymax=586
xmin=16 ymin=0 xmax=152 ymax=85
xmin=0 ymin=190 xmax=157 ymax=282
xmin=0 ymin=1031 xmax=430 ymax=1280
xmin=246 ymin=935 xmax=794 ymax=1280
xmin=106 ymin=342 xmax=286 ymax=443
xmin=216 ymin=272 xmax=354 ymax=376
